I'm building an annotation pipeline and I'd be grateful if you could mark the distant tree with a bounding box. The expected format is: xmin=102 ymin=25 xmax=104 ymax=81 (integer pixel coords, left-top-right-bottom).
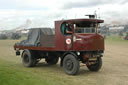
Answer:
xmin=119 ymin=31 xmax=123 ymax=37
xmin=0 ymin=34 xmax=8 ymax=39
xmin=100 ymin=26 xmax=109 ymax=36
xmin=107 ymin=32 xmax=110 ymax=36
xmin=11 ymin=33 xmax=21 ymax=40
xmin=124 ymin=25 xmax=128 ymax=32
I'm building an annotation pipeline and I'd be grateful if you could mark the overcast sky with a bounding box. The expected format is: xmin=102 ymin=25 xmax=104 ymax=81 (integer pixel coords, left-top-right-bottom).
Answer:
xmin=0 ymin=0 xmax=128 ymax=30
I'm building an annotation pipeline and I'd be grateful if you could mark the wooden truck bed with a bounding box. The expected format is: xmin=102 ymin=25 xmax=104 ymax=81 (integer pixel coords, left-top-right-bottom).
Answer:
xmin=14 ymin=45 xmax=55 ymax=51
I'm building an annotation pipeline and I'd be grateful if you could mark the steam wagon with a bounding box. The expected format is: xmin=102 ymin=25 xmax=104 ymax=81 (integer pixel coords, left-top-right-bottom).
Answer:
xmin=14 ymin=17 xmax=104 ymax=75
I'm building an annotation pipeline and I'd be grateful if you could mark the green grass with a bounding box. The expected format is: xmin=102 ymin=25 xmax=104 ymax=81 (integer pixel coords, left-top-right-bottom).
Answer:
xmin=105 ymin=36 xmax=128 ymax=44
xmin=0 ymin=59 xmax=65 ymax=85
xmin=0 ymin=36 xmax=128 ymax=85
xmin=0 ymin=40 xmax=67 ymax=85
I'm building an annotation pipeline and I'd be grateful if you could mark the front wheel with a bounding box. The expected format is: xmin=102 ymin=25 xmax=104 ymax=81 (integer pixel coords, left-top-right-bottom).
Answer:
xmin=87 ymin=57 xmax=102 ymax=71
xmin=63 ymin=54 xmax=80 ymax=75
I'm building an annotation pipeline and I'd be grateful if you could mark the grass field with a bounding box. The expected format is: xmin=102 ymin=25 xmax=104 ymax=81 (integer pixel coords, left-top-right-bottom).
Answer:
xmin=0 ymin=36 xmax=128 ymax=85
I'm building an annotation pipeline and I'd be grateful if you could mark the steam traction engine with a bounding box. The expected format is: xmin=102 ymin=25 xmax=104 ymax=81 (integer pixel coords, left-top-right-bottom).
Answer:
xmin=14 ymin=17 xmax=104 ymax=75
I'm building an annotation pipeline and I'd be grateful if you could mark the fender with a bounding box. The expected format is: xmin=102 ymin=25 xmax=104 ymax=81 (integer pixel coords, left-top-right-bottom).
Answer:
xmin=21 ymin=50 xmax=26 ymax=58
xmin=60 ymin=52 xmax=79 ymax=66
xmin=21 ymin=49 xmax=31 ymax=58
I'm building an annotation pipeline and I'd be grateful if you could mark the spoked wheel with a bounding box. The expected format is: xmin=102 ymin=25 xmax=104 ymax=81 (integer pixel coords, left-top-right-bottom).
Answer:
xmin=63 ymin=54 xmax=80 ymax=75
xmin=87 ymin=57 xmax=102 ymax=71
xmin=22 ymin=50 xmax=37 ymax=67
xmin=45 ymin=56 xmax=59 ymax=65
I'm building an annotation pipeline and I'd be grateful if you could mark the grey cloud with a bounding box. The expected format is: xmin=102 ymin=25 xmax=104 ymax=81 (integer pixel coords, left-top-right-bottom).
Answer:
xmin=0 ymin=11 xmax=65 ymax=30
xmin=119 ymin=0 xmax=128 ymax=4
xmin=62 ymin=0 xmax=123 ymax=9
xmin=0 ymin=0 xmax=48 ymax=10
xmin=101 ymin=10 xmax=128 ymax=24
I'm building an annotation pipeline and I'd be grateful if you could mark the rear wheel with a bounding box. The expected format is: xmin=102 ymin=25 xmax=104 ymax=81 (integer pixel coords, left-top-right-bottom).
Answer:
xmin=45 ymin=56 xmax=59 ymax=65
xmin=87 ymin=57 xmax=102 ymax=71
xmin=22 ymin=50 xmax=37 ymax=67
xmin=63 ymin=54 xmax=80 ymax=75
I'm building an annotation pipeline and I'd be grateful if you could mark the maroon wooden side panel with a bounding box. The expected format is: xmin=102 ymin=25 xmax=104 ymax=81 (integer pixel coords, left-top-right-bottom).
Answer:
xmin=40 ymin=35 xmax=55 ymax=47
xmin=55 ymin=21 xmax=66 ymax=51
xmin=14 ymin=46 xmax=55 ymax=51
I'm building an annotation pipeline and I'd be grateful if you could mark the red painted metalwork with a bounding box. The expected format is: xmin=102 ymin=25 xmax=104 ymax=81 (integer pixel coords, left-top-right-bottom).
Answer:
xmin=73 ymin=33 xmax=104 ymax=51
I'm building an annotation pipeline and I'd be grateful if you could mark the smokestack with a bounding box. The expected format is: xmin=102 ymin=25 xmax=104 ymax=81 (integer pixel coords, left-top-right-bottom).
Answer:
xmin=85 ymin=15 xmax=95 ymax=19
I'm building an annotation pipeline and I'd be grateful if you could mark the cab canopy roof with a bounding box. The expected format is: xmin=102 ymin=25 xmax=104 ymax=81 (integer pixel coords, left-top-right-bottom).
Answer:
xmin=56 ymin=18 xmax=104 ymax=23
